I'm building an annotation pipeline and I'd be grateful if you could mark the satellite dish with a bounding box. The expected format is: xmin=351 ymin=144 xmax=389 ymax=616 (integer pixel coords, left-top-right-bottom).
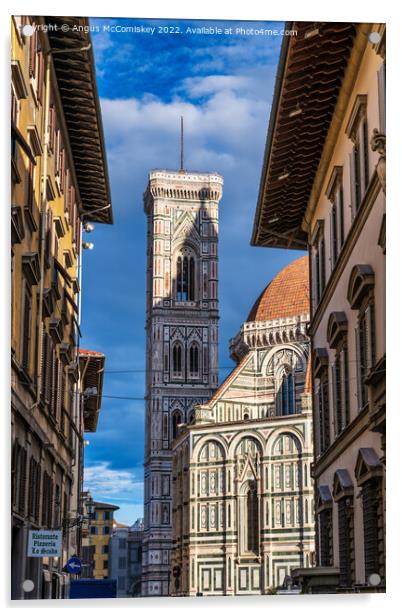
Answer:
xmin=368 ymin=573 xmax=381 ymax=586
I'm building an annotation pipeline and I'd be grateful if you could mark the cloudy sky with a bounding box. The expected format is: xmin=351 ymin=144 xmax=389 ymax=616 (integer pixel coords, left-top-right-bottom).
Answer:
xmin=81 ymin=17 xmax=305 ymax=524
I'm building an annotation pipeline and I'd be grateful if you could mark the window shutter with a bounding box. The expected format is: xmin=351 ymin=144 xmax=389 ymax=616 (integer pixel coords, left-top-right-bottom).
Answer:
xmin=349 ymin=152 xmax=356 ymax=218
xmin=19 ymin=448 xmax=27 ymax=514
xmin=355 ymin=325 xmax=362 ymax=410
xmin=377 ymin=64 xmax=386 ymax=133
xmin=315 ymin=389 xmax=323 ymax=454
xmin=29 ymin=27 xmax=37 ymax=78
xmin=56 ymin=360 xmax=62 ymax=421
xmin=28 ymin=457 xmax=35 ymax=516
xmin=320 ymin=237 xmax=326 ymax=296
xmin=47 ymin=477 xmax=54 ymax=528
xmin=367 ymin=303 xmax=376 ymax=370
xmin=22 ymin=286 xmax=32 ymax=370
xmin=35 ymin=463 xmax=41 ymax=521
xmin=37 ymin=49 xmax=44 ymax=103
xmin=362 ymin=119 xmax=369 ymax=189
xmin=339 ymin=187 xmax=345 ymax=246
xmin=331 ymin=364 xmax=338 ymax=436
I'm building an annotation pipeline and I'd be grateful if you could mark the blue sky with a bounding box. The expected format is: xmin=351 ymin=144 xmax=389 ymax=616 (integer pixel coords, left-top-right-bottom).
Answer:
xmin=81 ymin=17 xmax=305 ymax=524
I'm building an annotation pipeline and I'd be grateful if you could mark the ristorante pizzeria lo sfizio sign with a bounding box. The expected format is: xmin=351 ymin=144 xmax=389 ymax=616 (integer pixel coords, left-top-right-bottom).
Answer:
xmin=27 ymin=530 xmax=62 ymax=557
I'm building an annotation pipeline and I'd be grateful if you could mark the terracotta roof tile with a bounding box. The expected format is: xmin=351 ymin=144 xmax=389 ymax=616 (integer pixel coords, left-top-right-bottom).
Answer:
xmin=247 ymin=256 xmax=309 ymax=322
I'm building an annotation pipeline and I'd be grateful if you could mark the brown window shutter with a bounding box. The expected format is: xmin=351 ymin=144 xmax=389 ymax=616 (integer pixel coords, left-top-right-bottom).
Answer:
xmin=56 ymin=360 xmax=62 ymax=420
xmin=28 ymin=456 xmax=35 ymax=516
xmin=47 ymin=477 xmax=54 ymax=528
xmin=45 ymin=334 xmax=53 ymax=405
xmin=11 ymin=441 xmax=20 ymax=507
xmin=41 ymin=471 xmax=48 ymax=526
xmin=49 ymin=343 xmax=57 ymax=417
xmin=22 ymin=285 xmax=32 ymax=371
xmin=35 ymin=462 xmax=41 ymax=522
xmin=37 ymin=49 xmax=44 ymax=103
xmin=19 ymin=448 xmax=27 ymax=515
xmin=29 ymin=27 xmax=37 ymax=78
xmin=41 ymin=329 xmax=47 ymax=401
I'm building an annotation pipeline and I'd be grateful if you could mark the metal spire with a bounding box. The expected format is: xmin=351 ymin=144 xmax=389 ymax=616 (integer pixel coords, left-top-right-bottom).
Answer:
xmin=180 ymin=116 xmax=184 ymax=171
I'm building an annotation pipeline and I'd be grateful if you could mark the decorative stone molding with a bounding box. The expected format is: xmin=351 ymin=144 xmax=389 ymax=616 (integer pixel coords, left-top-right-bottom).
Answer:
xmin=370 ymin=129 xmax=386 ymax=193
xmin=347 ymin=264 xmax=375 ymax=310
xmin=326 ymin=312 xmax=348 ymax=349
xmin=230 ymin=313 xmax=309 ymax=361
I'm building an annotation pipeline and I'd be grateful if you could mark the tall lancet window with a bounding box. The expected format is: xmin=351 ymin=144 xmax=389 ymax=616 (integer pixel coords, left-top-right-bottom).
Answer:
xmin=189 ymin=343 xmax=199 ymax=377
xmin=173 ymin=342 xmax=182 ymax=375
xmin=280 ymin=371 xmax=295 ymax=415
xmin=177 ymin=253 xmax=195 ymax=301
xmin=247 ymin=483 xmax=259 ymax=553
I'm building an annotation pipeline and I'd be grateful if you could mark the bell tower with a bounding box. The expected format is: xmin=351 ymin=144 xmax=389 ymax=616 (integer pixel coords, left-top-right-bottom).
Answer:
xmin=141 ymin=169 xmax=223 ymax=596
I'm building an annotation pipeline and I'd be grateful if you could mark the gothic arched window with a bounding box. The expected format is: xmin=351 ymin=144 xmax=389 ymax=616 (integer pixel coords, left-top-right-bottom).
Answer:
xmin=177 ymin=253 xmax=195 ymax=301
xmin=172 ymin=342 xmax=182 ymax=375
xmin=247 ymin=484 xmax=258 ymax=552
xmin=172 ymin=410 xmax=182 ymax=441
xmin=189 ymin=343 xmax=199 ymax=376
xmin=280 ymin=371 xmax=295 ymax=415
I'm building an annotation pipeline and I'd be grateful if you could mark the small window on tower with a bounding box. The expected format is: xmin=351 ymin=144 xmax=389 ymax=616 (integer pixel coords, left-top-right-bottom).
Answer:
xmin=172 ymin=342 xmax=183 ymax=376
xmin=189 ymin=343 xmax=199 ymax=377
xmin=176 ymin=250 xmax=195 ymax=301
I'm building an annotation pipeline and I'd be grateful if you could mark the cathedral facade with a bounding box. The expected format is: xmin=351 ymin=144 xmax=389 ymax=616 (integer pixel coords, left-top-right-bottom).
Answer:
xmin=171 ymin=257 xmax=315 ymax=595
xmin=142 ymin=169 xmax=223 ymax=596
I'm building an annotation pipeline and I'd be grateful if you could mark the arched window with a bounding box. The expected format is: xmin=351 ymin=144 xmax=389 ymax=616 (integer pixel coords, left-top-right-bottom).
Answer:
xmin=172 ymin=342 xmax=182 ymax=375
xmin=172 ymin=410 xmax=182 ymax=441
xmin=280 ymin=371 xmax=295 ymax=415
xmin=247 ymin=484 xmax=258 ymax=552
xmin=189 ymin=343 xmax=199 ymax=376
xmin=177 ymin=253 xmax=195 ymax=301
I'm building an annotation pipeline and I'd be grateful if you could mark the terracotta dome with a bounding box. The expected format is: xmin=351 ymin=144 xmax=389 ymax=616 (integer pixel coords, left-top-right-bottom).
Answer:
xmin=247 ymin=256 xmax=309 ymax=322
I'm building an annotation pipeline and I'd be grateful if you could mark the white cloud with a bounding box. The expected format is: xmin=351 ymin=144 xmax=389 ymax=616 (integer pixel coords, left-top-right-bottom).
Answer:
xmin=84 ymin=462 xmax=143 ymax=499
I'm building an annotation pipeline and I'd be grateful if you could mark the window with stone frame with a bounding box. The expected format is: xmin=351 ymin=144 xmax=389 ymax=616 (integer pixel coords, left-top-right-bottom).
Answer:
xmin=188 ymin=342 xmax=200 ymax=377
xmin=347 ymin=264 xmax=376 ymax=413
xmin=314 ymin=349 xmax=331 ymax=455
xmin=333 ymin=471 xmax=355 ymax=589
xmin=326 ymin=166 xmax=345 ymax=270
xmin=41 ymin=470 xmax=54 ymax=528
xmin=279 ymin=370 xmax=295 ymax=416
xmin=27 ymin=455 xmax=41 ymax=523
xmin=311 ymin=220 xmax=326 ymax=310
xmin=327 ymin=312 xmax=350 ymax=437
xmin=356 ymin=299 xmax=376 ymax=412
xmin=317 ymin=487 xmax=334 ymax=567
xmin=176 ymin=250 xmax=195 ymax=301
xmin=12 ymin=440 xmax=27 ymax=516
xmin=355 ymin=448 xmax=385 ymax=584
xmin=337 ymin=496 xmax=355 ymax=587
xmin=362 ymin=478 xmax=384 ymax=581
xmin=172 ymin=341 xmax=183 ymax=377
xmin=346 ymin=95 xmax=370 ymax=217
xmin=172 ymin=410 xmax=182 ymax=441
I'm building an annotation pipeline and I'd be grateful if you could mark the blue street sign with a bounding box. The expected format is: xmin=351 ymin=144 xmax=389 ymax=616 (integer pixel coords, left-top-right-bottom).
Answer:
xmin=66 ymin=556 xmax=82 ymax=574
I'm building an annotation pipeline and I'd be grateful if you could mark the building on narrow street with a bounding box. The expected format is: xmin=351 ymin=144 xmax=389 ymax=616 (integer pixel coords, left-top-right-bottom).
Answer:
xmin=171 ymin=257 xmax=315 ymax=595
xmin=88 ymin=501 xmax=120 ymax=579
xmin=251 ymin=21 xmax=385 ymax=592
xmin=11 ymin=15 xmax=112 ymax=599
xmin=142 ymin=169 xmax=223 ymax=596
xmin=109 ymin=518 xmax=144 ymax=597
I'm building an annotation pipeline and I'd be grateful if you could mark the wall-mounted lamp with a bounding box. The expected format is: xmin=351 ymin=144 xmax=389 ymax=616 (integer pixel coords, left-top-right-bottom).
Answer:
xmin=82 ymin=242 xmax=94 ymax=250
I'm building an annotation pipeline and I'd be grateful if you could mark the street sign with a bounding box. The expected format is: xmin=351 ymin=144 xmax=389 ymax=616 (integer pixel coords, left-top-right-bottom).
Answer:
xmin=27 ymin=530 xmax=62 ymax=557
xmin=66 ymin=556 xmax=82 ymax=574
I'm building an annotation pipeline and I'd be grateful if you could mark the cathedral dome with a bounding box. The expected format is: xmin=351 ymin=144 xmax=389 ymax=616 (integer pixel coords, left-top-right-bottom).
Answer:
xmin=247 ymin=256 xmax=309 ymax=322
